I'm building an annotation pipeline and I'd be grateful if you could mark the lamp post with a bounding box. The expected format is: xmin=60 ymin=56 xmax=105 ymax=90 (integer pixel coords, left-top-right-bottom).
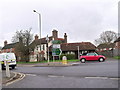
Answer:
xmin=46 ymin=35 xmax=49 ymax=63
xmin=33 ymin=10 xmax=41 ymax=61
xmin=77 ymin=46 xmax=80 ymax=60
xmin=33 ymin=10 xmax=41 ymax=40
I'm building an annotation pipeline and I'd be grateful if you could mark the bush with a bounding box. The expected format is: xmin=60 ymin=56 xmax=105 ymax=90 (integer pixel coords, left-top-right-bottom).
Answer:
xmin=60 ymin=54 xmax=75 ymax=60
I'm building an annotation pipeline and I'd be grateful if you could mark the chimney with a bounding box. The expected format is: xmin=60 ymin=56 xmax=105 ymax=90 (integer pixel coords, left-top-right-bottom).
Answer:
xmin=64 ymin=33 xmax=67 ymax=43
xmin=4 ymin=40 xmax=7 ymax=46
xmin=52 ymin=30 xmax=58 ymax=40
xmin=35 ymin=35 xmax=39 ymax=40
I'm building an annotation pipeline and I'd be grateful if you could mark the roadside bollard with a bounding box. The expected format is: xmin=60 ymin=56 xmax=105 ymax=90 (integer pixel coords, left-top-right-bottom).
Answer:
xmin=5 ymin=61 xmax=10 ymax=78
xmin=62 ymin=56 xmax=67 ymax=65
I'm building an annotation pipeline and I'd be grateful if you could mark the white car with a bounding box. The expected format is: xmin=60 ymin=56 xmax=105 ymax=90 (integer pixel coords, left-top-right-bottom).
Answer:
xmin=0 ymin=53 xmax=17 ymax=69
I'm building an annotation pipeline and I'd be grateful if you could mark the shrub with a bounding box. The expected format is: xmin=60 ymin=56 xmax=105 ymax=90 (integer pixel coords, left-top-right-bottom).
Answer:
xmin=60 ymin=54 xmax=75 ymax=60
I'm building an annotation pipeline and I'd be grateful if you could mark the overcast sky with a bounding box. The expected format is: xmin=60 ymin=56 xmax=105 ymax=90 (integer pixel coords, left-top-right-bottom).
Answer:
xmin=0 ymin=0 xmax=119 ymax=47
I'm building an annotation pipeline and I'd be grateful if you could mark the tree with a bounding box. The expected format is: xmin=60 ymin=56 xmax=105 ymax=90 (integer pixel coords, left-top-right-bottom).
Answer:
xmin=0 ymin=46 xmax=2 ymax=50
xmin=12 ymin=28 xmax=33 ymax=62
xmin=94 ymin=31 xmax=117 ymax=45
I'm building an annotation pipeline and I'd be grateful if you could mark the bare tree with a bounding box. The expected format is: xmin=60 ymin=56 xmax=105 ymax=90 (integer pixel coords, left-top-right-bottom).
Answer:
xmin=0 ymin=46 xmax=2 ymax=50
xmin=12 ymin=28 xmax=33 ymax=62
xmin=94 ymin=31 xmax=117 ymax=45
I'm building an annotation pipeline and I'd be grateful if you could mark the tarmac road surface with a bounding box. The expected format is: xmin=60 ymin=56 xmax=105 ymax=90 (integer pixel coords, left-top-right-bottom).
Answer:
xmin=2 ymin=59 xmax=119 ymax=88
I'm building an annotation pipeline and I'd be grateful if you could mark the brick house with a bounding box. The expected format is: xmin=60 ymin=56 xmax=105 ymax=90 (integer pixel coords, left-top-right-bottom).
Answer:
xmin=29 ymin=29 xmax=67 ymax=62
xmin=30 ymin=29 xmax=97 ymax=61
xmin=114 ymin=37 xmax=120 ymax=56
xmin=96 ymin=43 xmax=115 ymax=57
xmin=1 ymin=41 xmax=17 ymax=53
xmin=60 ymin=42 xmax=96 ymax=59
xmin=1 ymin=41 xmax=21 ymax=61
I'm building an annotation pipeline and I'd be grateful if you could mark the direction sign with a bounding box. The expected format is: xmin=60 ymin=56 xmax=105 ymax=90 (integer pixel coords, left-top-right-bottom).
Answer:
xmin=52 ymin=40 xmax=61 ymax=44
xmin=53 ymin=44 xmax=60 ymax=48
xmin=52 ymin=48 xmax=62 ymax=56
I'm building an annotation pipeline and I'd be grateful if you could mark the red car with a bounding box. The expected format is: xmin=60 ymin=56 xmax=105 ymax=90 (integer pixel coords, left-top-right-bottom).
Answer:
xmin=80 ymin=52 xmax=106 ymax=63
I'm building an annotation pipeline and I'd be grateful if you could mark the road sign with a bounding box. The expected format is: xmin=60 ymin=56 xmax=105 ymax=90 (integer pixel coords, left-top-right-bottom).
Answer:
xmin=52 ymin=40 xmax=61 ymax=44
xmin=52 ymin=48 xmax=62 ymax=56
xmin=52 ymin=44 xmax=60 ymax=48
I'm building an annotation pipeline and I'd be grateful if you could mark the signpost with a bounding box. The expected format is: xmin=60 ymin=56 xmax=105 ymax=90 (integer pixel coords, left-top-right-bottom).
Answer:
xmin=4 ymin=54 xmax=10 ymax=78
xmin=0 ymin=61 xmax=1 ymax=90
xmin=52 ymin=40 xmax=62 ymax=62
xmin=0 ymin=62 xmax=1 ymax=72
xmin=52 ymin=48 xmax=62 ymax=56
xmin=0 ymin=53 xmax=11 ymax=78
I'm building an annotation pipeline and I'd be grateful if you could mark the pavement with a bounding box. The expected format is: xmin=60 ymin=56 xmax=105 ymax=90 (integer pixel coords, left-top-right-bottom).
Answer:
xmin=2 ymin=70 xmax=25 ymax=86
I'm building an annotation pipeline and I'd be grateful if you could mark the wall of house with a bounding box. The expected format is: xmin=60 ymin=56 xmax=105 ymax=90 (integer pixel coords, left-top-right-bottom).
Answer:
xmin=113 ymin=41 xmax=120 ymax=56
xmin=29 ymin=44 xmax=47 ymax=62
xmin=113 ymin=49 xmax=120 ymax=56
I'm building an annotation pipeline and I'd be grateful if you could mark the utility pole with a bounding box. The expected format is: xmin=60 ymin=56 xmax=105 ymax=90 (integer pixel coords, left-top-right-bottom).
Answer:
xmin=77 ymin=46 xmax=80 ymax=60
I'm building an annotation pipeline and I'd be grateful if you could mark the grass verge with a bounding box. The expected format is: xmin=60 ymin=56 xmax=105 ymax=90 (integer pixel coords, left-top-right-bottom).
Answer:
xmin=17 ymin=59 xmax=79 ymax=64
xmin=113 ymin=56 xmax=120 ymax=60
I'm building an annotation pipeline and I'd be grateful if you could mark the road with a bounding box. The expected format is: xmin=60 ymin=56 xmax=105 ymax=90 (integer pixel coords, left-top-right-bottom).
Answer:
xmin=2 ymin=59 xmax=119 ymax=88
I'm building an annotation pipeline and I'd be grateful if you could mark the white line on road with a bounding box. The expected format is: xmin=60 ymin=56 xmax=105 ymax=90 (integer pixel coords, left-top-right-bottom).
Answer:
xmin=85 ymin=77 xmax=108 ymax=79
xmin=85 ymin=77 xmax=120 ymax=80
xmin=48 ymin=75 xmax=64 ymax=78
xmin=24 ymin=73 xmax=120 ymax=81
xmin=109 ymin=78 xmax=120 ymax=80
xmin=5 ymin=72 xmax=26 ymax=86
xmin=26 ymin=74 xmax=37 ymax=76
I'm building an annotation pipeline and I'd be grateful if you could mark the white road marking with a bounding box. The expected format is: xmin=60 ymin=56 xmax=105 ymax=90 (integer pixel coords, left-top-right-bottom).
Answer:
xmin=26 ymin=74 xmax=37 ymax=76
xmin=5 ymin=72 xmax=26 ymax=86
xmin=48 ymin=75 xmax=64 ymax=78
xmin=85 ymin=77 xmax=120 ymax=80
xmin=109 ymin=78 xmax=120 ymax=80
xmin=85 ymin=77 xmax=108 ymax=79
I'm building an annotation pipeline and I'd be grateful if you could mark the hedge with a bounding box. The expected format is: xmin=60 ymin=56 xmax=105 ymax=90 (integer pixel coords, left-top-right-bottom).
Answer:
xmin=60 ymin=54 xmax=75 ymax=60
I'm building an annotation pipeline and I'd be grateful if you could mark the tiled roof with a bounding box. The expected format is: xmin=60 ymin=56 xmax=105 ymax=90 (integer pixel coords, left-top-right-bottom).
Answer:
xmin=56 ymin=38 xmax=64 ymax=40
xmin=2 ymin=42 xmax=18 ymax=49
xmin=31 ymin=36 xmax=65 ymax=46
xmin=97 ymin=43 xmax=115 ymax=49
xmin=61 ymin=42 xmax=96 ymax=51
xmin=114 ymin=37 xmax=120 ymax=42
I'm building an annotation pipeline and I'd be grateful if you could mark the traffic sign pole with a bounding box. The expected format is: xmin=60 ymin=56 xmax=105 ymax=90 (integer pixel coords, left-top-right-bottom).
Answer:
xmin=0 ymin=62 xmax=1 ymax=72
xmin=0 ymin=61 xmax=2 ymax=90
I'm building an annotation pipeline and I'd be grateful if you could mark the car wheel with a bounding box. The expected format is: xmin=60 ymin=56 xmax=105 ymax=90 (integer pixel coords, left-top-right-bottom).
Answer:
xmin=80 ymin=58 xmax=86 ymax=63
xmin=99 ymin=58 xmax=104 ymax=62
xmin=12 ymin=66 xmax=15 ymax=69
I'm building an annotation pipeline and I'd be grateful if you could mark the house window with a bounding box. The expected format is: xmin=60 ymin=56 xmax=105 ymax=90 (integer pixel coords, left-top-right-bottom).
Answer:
xmin=6 ymin=49 xmax=8 ymax=52
xmin=10 ymin=48 xmax=12 ymax=52
xmin=116 ymin=42 xmax=118 ymax=47
xmin=43 ymin=45 xmax=44 ymax=50
xmin=36 ymin=46 xmax=38 ymax=50
xmin=71 ymin=52 xmax=75 ymax=54
xmin=67 ymin=52 xmax=70 ymax=54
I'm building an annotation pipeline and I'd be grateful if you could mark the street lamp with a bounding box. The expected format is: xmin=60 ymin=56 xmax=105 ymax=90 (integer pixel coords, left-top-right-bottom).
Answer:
xmin=46 ymin=35 xmax=49 ymax=63
xmin=77 ymin=46 xmax=80 ymax=60
xmin=33 ymin=10 xmax=42 ymax=61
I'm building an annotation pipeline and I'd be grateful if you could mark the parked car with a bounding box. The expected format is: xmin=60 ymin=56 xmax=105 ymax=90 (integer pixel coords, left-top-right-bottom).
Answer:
xmin=80 ymin=52 xmax=106 ymax=63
